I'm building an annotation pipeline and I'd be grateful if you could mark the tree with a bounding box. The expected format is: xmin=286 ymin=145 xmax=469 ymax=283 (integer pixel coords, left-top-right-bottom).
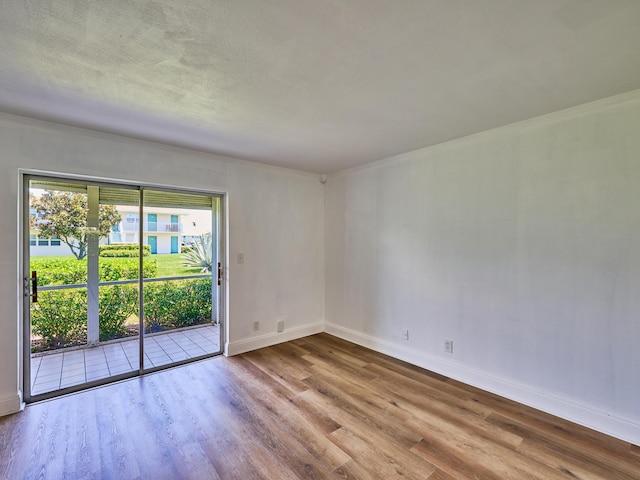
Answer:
xmin=30 ymin=191 xmax=122 ymax=260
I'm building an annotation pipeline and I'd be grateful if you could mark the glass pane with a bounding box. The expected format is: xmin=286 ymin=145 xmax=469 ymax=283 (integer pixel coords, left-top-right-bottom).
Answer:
xmin=29 ymin=182 xmax=90 ymax=395
xmin=28 ymin=180 xmax=140 ymax=397
xmin=142 ymin=189 xmax=220 ymax=370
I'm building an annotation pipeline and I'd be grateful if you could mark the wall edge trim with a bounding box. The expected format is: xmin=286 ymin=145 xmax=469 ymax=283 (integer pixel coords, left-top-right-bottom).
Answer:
xmin=325 ymin=322 xmax=640 ymax=446
xmin=0 ymin=391 xmax=24 ymax=417
xmin=226 ymin=322 xmax=324 ymax=356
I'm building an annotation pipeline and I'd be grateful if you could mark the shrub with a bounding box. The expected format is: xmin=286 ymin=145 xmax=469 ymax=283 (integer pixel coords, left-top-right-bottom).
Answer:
xmin=99 ymin=257 xmax=157 ymax=280
xmin=29 ymin=258 xmax=87 ymax=286
xmin=30 ymin=257 xmax=157 ymax=286
xmin=98 ymin=285 xmax=139 ymax=341
xmin=99 ymin=244 xmax=151 ymax=257
xmin=31 ymin=289 xmax=87 ymax=349
xmin=144 ymin=278 xmax=212 ymax=331
xmin=30 ymin=277 xmax=211 ymax=351
xmin=181 ymin=234 xmax=213 ymax=272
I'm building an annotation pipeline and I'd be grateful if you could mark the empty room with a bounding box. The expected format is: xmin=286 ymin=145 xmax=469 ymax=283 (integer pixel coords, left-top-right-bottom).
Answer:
xmin=1 ymin=1 xmax=639 ymax=478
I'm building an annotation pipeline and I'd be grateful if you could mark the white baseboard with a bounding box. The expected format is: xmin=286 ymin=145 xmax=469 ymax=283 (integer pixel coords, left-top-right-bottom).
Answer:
xmin=226 ymin=322 xmax=324 ymax=356
xmin=0 ymin=391 xmax=24 ymax=417
xmin=325 ymin=322 xmax=640 ymax=447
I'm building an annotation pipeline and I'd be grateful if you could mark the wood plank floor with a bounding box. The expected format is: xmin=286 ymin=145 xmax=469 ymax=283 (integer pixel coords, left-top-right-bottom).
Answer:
xmin=1 ymin=333 xmax=638 ymax=479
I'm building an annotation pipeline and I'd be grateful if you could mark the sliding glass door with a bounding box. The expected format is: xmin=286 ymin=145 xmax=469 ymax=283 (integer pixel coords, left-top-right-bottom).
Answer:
xmin=23 ymin=175 xmax=223 ymax=401
xmin=140 ymin=189 xmax=221 ymax=371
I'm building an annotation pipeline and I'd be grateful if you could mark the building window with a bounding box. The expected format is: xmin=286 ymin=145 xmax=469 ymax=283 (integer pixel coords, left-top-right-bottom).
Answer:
xmin=29 ymin=234 xmax=36 ymax=246
xmin=37 ymin=237 xmax=49 ymax=246
xmin=50 ymin=237 xmax=61 ymax=246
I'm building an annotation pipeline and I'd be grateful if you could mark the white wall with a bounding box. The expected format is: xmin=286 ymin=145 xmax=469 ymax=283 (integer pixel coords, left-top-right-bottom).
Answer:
xmin=325 ymin=91 xmax=640 ymax=445
xmin=3 ymin=90 xmax=640 ymax=445
xmin=0 ymin=113 xmax=325 ymax=415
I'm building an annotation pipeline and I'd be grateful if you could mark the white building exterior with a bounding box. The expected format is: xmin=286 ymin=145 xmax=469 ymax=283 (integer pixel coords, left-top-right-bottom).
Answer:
xmin=30 ymin=206 xmax=210 ymax=256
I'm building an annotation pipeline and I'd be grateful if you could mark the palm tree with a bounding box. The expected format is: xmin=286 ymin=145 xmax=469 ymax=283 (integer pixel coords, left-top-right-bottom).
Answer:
xmin=181 ymin=233 xmax=213 ymax=272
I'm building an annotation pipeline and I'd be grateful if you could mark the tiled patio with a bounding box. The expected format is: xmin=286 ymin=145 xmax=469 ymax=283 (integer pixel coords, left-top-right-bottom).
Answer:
xmin=30 ymin=324 xmax=220 ymax=396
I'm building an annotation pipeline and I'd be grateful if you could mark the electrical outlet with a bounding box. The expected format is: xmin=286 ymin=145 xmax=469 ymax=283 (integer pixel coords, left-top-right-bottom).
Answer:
xmin=253 ymin=321 xmax=260 ymax=331
xmin=277 ymin=320 xmax=285 ymax=332
xmin=237 ymin=252 xmax=245 ymax=264
xmin=444 ymin=339 xmax=454 ymax=354
xmin=402 ymin=329 xmax=409 ymax=340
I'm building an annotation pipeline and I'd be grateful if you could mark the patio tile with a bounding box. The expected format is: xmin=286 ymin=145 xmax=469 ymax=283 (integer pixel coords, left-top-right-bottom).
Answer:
xmin=33 ymin=374 xmax=60 ymax=385
xmin=60 ymin=366 xmax=85 ymax=377
xmin=85 ymin=365 xmax=109 ymax=375
xmin=32 ymin=381 xmax=60 ymax=394
xmin=62 ymin=358 xmax=85 ymax=368
xmin=34 ymin=372 xmax=60 ymax=383
xmin=31 ymin=356 xmax=42 ymax=370
xmin=104 ymin=348 xmax=127 ymax=354
xmin=64 ymin=349 xmax=85 ymax=358
xmin=38 ymin=359 xmax=64 ymax=370
xmin=61 ymin=369 xmax=86 ymax=381
xmin=85 ymin=356 xmax=108 ymax=366
xmin=183 ymin=346 xmax=206 ymax=356
xmin=109 ymin=366 xmax=135 ymax=376
xmin=124 ymin=352 xmax=141 ymax=361
xmin=161 ymin=348 xmax=185 ymax=357
xmin=34 ymin=370 xmax=63 ymax=382
xmin=167 ymin=352 xmax=188 ymax=362
xmin=85 ymin=350 xmax=106 ymax=357
xmin=30 ymin=325 xmax=220 ymax=394
xmin=61 ymin=371 xmax=86 ymax=382
xmin=103 ymin=347 xmax=126 ymax=355
xmin=146 ymin=357 xmax=171 ymax=366
xmin=148 ymin=359 xmax=171 ymax=368
xmin=85 ymin=358 xmax=107 ymax=367
xmin=60 ymin=377 xmax=86 ymax=389
xmin=147 ymin=351 xmax=171 ymax=360
xmin=142 ymin=346 xmax=164 ymax=355
xmin=102 ymin=347 xmax=125 ymax=357
xmin=146 ymin=344 xmax=166 ymax=353
xmin=86 ymin=369 xmax=111 ymax=382
xmin=104 ymin=355 xmax=129 ymax=364
xmin=85 ymin=363 xmax=109 ymax=375
xmin=106 ymin=358 xmax=131 ymax=368
xmin=162 ymin=342 xmax=188 ymax=350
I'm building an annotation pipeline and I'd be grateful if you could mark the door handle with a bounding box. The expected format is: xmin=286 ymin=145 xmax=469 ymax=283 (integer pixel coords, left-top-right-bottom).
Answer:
xmin=217 ymin=262 xmax=222 ymax=286
xmin=28 ymin=270 xmax=38 ymax=303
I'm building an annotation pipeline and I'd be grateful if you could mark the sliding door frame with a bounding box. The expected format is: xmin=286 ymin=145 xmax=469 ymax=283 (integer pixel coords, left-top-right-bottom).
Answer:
xmin=20 ymin=170 xmax=226 ymax=403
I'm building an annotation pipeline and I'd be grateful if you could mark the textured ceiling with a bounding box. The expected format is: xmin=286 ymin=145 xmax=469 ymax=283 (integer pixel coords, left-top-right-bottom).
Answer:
xmin=1 ymin=0 xmax=640 ymax=173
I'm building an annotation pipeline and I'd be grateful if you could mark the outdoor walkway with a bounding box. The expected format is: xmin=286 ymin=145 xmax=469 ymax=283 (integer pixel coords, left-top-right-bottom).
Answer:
xmin=30 ymin=324 xmax=220 ymax=396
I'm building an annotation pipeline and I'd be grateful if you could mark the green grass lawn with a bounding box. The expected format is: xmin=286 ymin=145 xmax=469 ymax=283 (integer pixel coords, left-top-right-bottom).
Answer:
xmin=154 ymin=253 xmax=202 ymax=277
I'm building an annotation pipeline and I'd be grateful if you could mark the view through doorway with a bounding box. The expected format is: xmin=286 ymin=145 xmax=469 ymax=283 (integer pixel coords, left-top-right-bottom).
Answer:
xmin=23 ymin=175 xmax=224 ymax=402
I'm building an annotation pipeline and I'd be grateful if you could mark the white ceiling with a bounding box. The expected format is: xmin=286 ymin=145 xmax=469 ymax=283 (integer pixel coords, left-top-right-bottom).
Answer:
xmin=1 ymin=1 xmax=640 ymax=173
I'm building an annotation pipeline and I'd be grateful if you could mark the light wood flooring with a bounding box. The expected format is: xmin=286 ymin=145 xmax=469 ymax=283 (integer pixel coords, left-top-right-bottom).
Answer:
xmin=1 ymin=333 xmax=638 ymax=479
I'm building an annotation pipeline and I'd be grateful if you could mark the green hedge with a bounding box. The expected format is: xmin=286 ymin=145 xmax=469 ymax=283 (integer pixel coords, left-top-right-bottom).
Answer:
xmin=31 ymin=278 xmax=212 ymax=351
xmin=99 ymin=258 xmax=157 ymax=281
xmin=98 ymin=285 xmax=139 ymax=340
xmin=144 ymin=278 xmax=213 ymax=330
xmin=99 ymin=244 xmax=151 ymax=257
xmin=31 ymin=289 xmax=88 ymax=349
xmin=30 ymin=257 xmax=157 ymax=286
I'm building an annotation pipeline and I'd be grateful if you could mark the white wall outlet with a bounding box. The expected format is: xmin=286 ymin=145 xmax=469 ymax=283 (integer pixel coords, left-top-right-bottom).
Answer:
xmin=277 ymin=320 xmax=285 ymax=332
xmin=237 ymin=252 xmax=245 ymax=264
xmin=253 ymin=320 xmax=260 ymax=331
xmin=444 ymin=339 xmax=454 ymax=353
xmin=402 ymin=329 xmax=409 ymax=340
